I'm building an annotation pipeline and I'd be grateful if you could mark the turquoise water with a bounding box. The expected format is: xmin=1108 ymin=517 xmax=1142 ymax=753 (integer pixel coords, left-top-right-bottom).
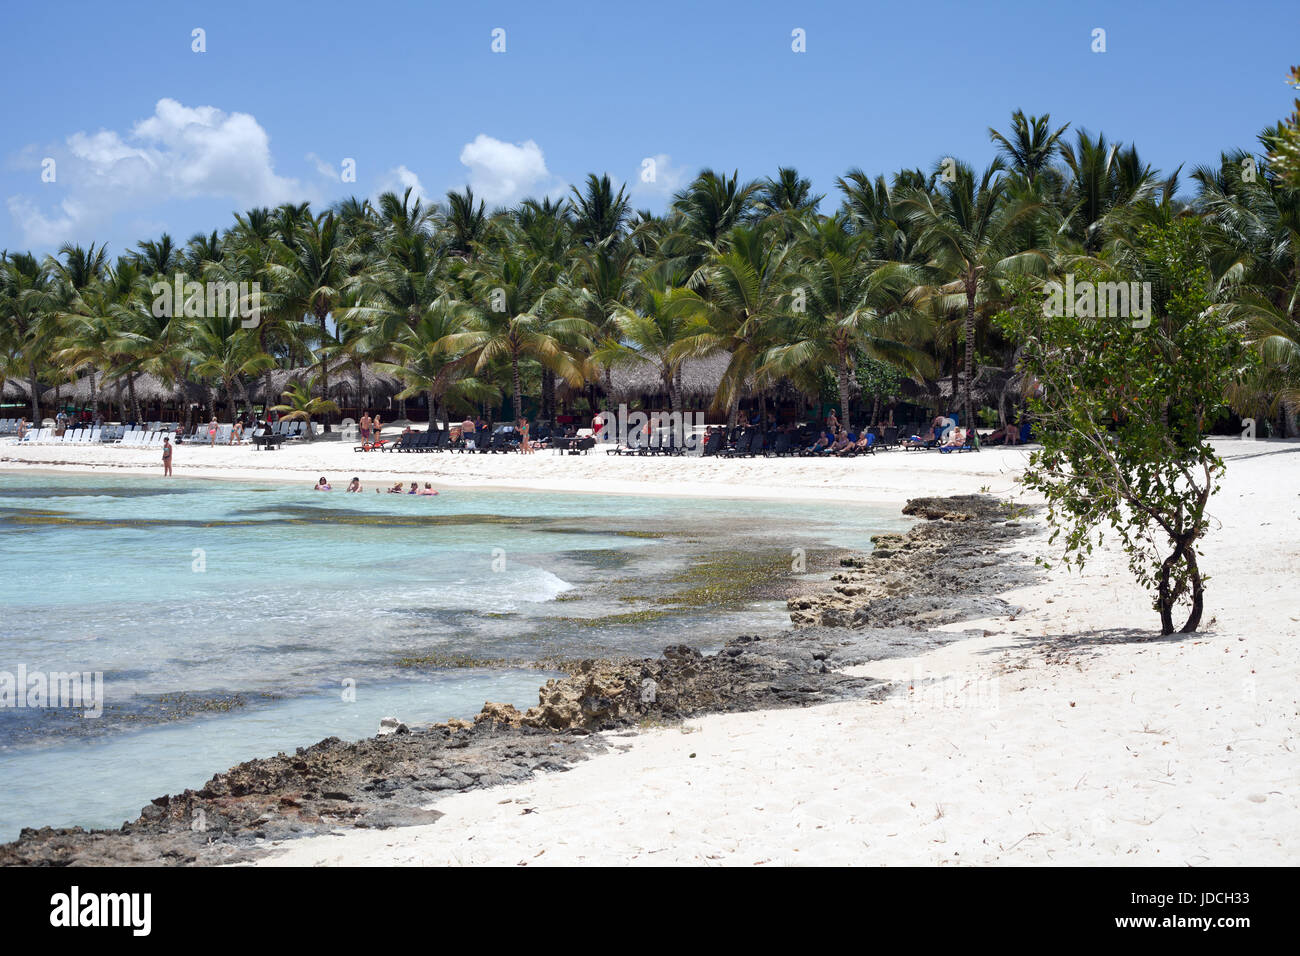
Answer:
xmin=0 ymin=474 xmax=907 ymax=839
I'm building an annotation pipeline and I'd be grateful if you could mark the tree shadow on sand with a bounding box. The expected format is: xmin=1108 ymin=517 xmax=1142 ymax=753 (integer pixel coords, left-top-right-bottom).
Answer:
xmin=1011 ymin=626 xmax=1196 ymax=659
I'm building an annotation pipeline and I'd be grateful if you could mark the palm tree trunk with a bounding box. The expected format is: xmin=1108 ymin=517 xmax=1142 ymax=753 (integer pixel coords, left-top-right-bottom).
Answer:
xmin=963 ymin=287 xmax=976 ymax=435
xmin=428 ymin=388 xmax=437 ymax=426
xmin=28 ymin=362 xmax=41 ymax=422
xmin=316 ymin=311 xmax=331 ymax=430
xmin=541 ymin=368 xmax=555 ymax=421
xmin=127 ymin=373 xmax=141 ymax=423
xmin=836 ymin=358 xmax=853 ymax=433
xmin=511 ymin=356 xmax=523 ymax=421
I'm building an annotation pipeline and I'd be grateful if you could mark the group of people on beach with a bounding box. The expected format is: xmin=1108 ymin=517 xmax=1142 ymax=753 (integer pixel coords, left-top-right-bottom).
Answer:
xmin=455 ymin=415 xmax=536 ymax=452
xmin=313 ymin=476 xmax=439 ymax=495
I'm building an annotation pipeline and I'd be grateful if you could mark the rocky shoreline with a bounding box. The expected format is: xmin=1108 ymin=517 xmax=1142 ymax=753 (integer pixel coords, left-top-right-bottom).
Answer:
xmin=0 ymin=494 xmax=1035 ymax=866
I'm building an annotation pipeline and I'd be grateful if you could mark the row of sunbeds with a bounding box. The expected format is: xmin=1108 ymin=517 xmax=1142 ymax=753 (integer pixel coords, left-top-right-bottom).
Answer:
xmin=7 ymin=419 xmax=311 ymax=446
xmin=13 ymin=424 xmax=179 ymax=446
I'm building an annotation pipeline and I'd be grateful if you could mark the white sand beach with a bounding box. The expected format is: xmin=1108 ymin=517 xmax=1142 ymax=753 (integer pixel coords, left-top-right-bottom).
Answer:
xmin=4 ymin=437 xmax=1295 ymax=865
xmin=0 ymin=435 xmax=1029 ymax=503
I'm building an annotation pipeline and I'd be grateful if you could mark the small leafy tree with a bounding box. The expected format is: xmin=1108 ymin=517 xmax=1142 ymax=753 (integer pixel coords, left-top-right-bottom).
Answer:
xmin=998 ymin=220 xmax=1253 ymax=634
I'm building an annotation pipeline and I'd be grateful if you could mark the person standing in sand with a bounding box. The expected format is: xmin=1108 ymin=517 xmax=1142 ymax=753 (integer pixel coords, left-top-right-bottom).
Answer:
xmin=372 ymin=415 xmax=383 ymax=444
xmin=162 ymin=437 xmax=173 ymax=476
xmin=208 ymin=416 xmax=218 ymax=446
xmin=359 ymin=412 xmax=372 ymax=444
xmin=517 ymin=417 xmax=531 ymax=453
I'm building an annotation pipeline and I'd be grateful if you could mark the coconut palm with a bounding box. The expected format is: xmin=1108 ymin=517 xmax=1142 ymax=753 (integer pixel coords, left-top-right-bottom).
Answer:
xmin=263 ymin=210 xmax=354 ymax=422
xmin=371 ymin=295 xmax=495 ymax=428
xmin=0 ymin=251 xmax=58 ymax=420
xmin=569 ymin=173 xmax=630 ymax=247
xmin=443 ymin=188 xmax=489 ymax=259
xmin=270 ymin=378 xmax=339 ymax=439
xmin=989 ymin=110 xmax=1070 ymax=186
xmin=664 ymin=169 xmax=760 ymax=286
xmin=679 ymin=221 xmax=800 ymax=424
xmin=761 ymin=216 xmax=931 ymax=430
xmin=1059 ymin=131 xmax=1159 ymax=255
xmin=899 ymin=159 xmax=1049 ymax=434
xmin=594 ymin=275 xmax=711 ymax=412
xmin=448 ymin=249 xmax=592 ymax=420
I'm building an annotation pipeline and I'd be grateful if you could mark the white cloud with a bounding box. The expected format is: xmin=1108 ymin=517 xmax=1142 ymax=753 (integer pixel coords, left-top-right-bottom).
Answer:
xmin=306 ymin=152 xmax=340 ymax=181
xmin=6 ymin=98 xmax=306 ymax=248
xmin=630 ymin=153 xmax=690 ymax=203
xmin=374 ymin=164 xmax=429 ymax=205
xmin=457 ymin=134 xmax=560 ymax=206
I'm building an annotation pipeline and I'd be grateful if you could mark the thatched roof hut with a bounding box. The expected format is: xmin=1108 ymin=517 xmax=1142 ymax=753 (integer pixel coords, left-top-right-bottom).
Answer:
xmin=42 ymin=372 xmax=205 ymax=406
xmin=2 ymin=378 xmax=40 ymax=401
xmin=605 ymin=353 xmax=752 ymax=402
xmin=250 ymin=362 xmax=400 ymax=401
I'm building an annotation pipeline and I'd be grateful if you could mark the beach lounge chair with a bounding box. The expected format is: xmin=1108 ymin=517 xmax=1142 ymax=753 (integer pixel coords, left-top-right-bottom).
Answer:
xmin=722 ymin=429 xmax=756 ymax=457
xmin=765 ymin=432 xmax=793 ymax=456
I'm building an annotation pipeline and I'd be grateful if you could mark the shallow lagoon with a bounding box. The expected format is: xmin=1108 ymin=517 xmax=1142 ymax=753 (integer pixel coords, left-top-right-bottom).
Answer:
xmin=0 ymin=474 xmax=907 ymax=838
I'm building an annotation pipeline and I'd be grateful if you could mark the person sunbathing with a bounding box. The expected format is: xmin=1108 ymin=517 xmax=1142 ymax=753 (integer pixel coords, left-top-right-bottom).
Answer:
xmin=941 ymin=427 xmax=968 ymax=449
xmin=902 ymin=425 xmax=936 ymax=448
xmin=841 ymin=432 xmax=873 ymax=456
xmin=807 ymin=433 xmax=831 ymax=454
xmin=827 ymin=430 xmax=853 ymax=455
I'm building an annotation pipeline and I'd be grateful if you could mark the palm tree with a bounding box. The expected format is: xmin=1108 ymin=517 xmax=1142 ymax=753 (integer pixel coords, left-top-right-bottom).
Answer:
xmin=761 ymin=217 xmax=931 ymax=431
xmin=1059 ymin=130 xmax=1158 ymax=255
xmin=372 ymin=295 xmax=494 ymax=429
xmin=0 ymin=251 xmax=58 ymax=421
xmin=836 ymin=169 xmax=926 ymax=263
xmin=443 ymin=188 xmax=489 ymax=259
xmin=989 ymin=110 xmax=1070 ymax=186
xmin=449 ymin=249 xmax=592 ymax=420
xmin=271 ymin=378 xmax=339 ymax=440
xmin=189 ymin=311 xmax=271 ymax=419
xmin=569 ymin=173 xmax=630 ymax=246
xmin=665 ymin=169 xmax=760 ymax=286
xmin=595 ymin=275 xmax=710 ymax=412
xmin=263 ymin=211 xmax=353 ymax=425
xmin=680 ymin=220 xmax=799 ymax=425
xmin=131 ymin=234 xmax=182 ymax=277
xmin=899 ymin=159 xmax=1048 ymax=434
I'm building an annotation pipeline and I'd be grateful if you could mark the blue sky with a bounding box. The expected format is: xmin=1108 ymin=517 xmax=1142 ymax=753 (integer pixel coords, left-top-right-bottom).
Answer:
xmin=2 ymin=0 xmax=1295 ymax=256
